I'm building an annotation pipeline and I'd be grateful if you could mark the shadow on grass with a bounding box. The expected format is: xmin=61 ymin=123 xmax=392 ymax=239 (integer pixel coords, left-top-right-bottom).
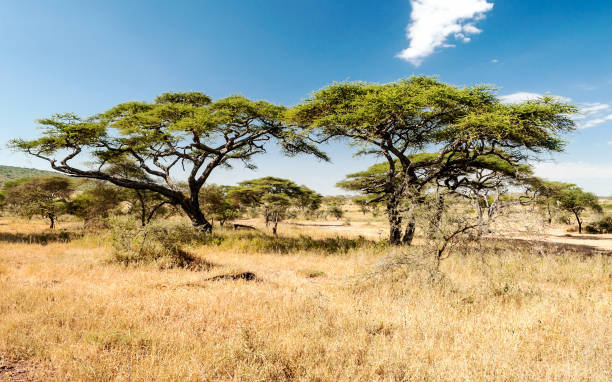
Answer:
xmin=0 ymin=231 xmax=83 ymax=245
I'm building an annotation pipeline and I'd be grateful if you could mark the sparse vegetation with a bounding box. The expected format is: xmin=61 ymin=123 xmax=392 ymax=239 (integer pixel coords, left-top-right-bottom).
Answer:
xmin=0 ymin=213 xmax=610 ymax=381
xmin=2 ymin=79 xmax=609 ymax=381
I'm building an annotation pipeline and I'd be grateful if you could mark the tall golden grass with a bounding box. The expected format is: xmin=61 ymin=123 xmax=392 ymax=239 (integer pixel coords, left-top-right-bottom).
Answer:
xmin=0 ymin=217 xmax=610 ymax=381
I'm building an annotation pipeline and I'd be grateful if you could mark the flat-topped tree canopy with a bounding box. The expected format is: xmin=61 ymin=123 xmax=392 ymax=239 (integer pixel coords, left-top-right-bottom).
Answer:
xmin=10 ymin=92 xmax=328 ymax=231
xmin=290 ymin=76 xmax=577 ymax=244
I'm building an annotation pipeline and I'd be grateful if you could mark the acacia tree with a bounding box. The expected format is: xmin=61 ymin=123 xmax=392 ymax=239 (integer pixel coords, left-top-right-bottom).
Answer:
xmin=2 ymin=176 xmax=73 ymax=228
xmin=289 ymin=76 xmax=576 ymax=245
xmin=525 ymin=177 xmax=571 ymax=224
xmin=10 ymin=92 xmax=327 ymax=232
xmin=67 ymin=182 xmax=124 ymax=225
xmin=228 ymin=177 xmax=317 ymax=234
xmin=339 ymin=153 xmax=533 ymax=244
xmin=199 ymin=184 xmax=239 ymax=226
xmin=554 ymin=185 xmax=601 ymax=233
xmin=106 ymin=159 xmax=175 ymax=227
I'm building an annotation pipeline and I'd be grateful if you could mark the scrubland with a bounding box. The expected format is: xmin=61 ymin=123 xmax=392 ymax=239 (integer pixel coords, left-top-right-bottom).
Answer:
xmin=0 ymin=213 xmax=611 ymax=381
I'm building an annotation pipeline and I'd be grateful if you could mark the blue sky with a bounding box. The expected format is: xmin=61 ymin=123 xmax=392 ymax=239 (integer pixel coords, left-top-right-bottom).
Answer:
xmin=1 ymin=0 xmax=611 ymax=195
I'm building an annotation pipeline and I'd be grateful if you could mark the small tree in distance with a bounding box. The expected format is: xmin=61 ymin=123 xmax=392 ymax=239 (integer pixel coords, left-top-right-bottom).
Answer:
xmin=228 ymin=177 xmax=318 ymax=234
xmin=554 ymin=185 xmax=602 ymax=233
xmin=199 ymin=184 xmax=239 ymax=227
xmin=2 ymin=176 xmax=73 ymax=228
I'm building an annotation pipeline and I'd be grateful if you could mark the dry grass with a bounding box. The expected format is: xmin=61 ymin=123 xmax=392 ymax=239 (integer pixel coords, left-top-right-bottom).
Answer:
xmin=0 ymin=217 xmax=611 ymax=381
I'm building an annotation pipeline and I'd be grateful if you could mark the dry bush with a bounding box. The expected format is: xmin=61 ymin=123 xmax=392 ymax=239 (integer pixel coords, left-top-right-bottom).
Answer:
xmin=109 ymin=217 xmax=214 ymax=270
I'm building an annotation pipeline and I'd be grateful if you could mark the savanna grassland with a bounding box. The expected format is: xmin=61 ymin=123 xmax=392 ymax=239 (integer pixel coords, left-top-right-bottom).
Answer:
xmin=0 ymin=206 xmax=611 ymax=382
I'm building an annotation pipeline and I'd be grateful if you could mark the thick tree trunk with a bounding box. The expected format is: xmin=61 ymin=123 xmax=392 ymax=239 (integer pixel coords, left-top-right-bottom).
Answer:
xmin=183 ymin=203 xmax=213 ymax=233
xmin=387 ymin=195 xmax=403 ymax=245
xmin=401 ymin=218 xmax=415 ymax=246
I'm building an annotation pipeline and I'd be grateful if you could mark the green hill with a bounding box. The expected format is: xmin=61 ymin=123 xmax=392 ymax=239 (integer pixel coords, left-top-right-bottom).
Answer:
xmin=0 ymin=165 xmax=59 ymax=188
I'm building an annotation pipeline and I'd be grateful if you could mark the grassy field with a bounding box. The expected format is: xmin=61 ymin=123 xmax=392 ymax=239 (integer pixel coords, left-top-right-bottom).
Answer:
xmin=0 ymin=216 xmax=611 ymax=381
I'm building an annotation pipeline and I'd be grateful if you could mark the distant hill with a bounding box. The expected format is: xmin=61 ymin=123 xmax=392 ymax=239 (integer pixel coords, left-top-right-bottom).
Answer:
xmin=0 ymin=165 xmax=60 ymax=188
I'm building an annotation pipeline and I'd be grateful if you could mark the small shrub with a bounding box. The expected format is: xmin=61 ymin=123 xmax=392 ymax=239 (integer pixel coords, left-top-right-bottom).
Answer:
xmin=585 ymin=215 xmax=612 ymax=234
xmin=109 ymin=217 xmax=214 ymax=270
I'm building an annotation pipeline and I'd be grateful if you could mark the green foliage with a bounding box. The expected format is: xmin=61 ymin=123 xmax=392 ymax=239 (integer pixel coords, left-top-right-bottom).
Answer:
xmin=553 ymin=185 xmax=602 ymax=233
xmin=199 ymin=184 xmax=240 ymax=225
xmin=290 ymin=76 xmax=576 ymax=244
xmin=229 ymin=177 xmax=320 ymax=229
xmin=585 ymin=215 xmax=612 ymax=234
xmin=10 ymin=92 xmax=327 ymax=230
xmin=328 ymin=206 xmax=344 ymax=220
xmin=2 ymin=176 xmax=73 ymax=228
xmin=68 ymin=183 xmax=125 ymax=222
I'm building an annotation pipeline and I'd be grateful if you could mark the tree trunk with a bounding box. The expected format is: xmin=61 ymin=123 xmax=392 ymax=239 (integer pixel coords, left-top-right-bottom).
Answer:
xmin=575 ymin=212 xmax=582 ymax=233
xmin=387 ymin=197 xmax=403 ymax=245
xmin=137 ymin=190 xmax=146 ymax=227
xmin=48 ymin=215 xmax=55 ymax=229
xmin=401 ymin=218 xmax=415 ymax=245
xmin=546 ymin=200 xmax=552 ymax=224
xmin=272 ymin=213 xmax=279 ymax=235
xmin=183 ymin=203 xmax=213 ymax=233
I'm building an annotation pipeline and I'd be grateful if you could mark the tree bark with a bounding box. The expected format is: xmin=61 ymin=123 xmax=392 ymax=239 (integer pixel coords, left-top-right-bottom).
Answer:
xmin=48 ymin=215 xmax=55 ymax=229
xmin=183 ymin=202 xmax=213 ymax=233
xmin=387 ymin=197 xmax=403 ymax=245
xmin=401 ymin=218 xmax=415 ymax=245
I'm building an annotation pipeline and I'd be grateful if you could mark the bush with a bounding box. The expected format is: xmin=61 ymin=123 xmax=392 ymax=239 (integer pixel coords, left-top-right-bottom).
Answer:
xmin=109 ymin=218 xmax=214 ymax=270
xmin=585 ymin=215 xmax=612 ymax=234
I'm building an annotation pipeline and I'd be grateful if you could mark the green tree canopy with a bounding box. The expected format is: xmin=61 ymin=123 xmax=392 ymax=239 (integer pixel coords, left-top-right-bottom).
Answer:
xmin=2 ymin=176 xmax=73 ymax=229
xmin=228 ymin=177 xmax=319 ymax=234
xmin=199 ymin=184 xmax=240 ymax=227
xmin=290 ymin=76 xmax=576 ymax=244
xmin=553 ymin=184 xmax=602 ymax=233
xmin=10 ymin=92 xmax=327 ymax=232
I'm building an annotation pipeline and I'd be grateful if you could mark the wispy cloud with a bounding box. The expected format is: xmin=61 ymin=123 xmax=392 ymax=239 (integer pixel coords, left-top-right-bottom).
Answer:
xmin=491 ymin=58 xmax=499 ymax=63
xmin=578 ymin=114 xmax=612 ymax=129
xmin=499 ymin=92 xmax=571 ymax=104
xmin=398 ymin=0 xmax=494 ymax=66
xmin=578 ymin=102 xmax=610 ymax=116
xmin=534 ymin=162 xmax=612 ymax=182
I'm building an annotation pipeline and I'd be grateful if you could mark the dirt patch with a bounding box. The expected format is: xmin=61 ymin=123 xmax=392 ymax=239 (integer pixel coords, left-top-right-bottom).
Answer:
xmin=0 ymin=357 xmax=50 ymax=382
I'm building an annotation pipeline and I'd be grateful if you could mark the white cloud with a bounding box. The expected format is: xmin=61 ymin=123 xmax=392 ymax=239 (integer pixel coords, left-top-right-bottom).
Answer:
xmin=491 ymin=58 xmax=498 ymax=63
xmin=579 ymin=102 xmax=609 ymax=115
xmin=398 ymin=0 xmax=494 ymax=66
xmin=499 ymin=92 xmax=571 ymax=104
xmin=534 ymin=161 xmax=612 ymax=180
xmin=533 ymin=162 xmax=612 ymax=195
xmin=578 ymin=114 xmax=612 ymax=129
